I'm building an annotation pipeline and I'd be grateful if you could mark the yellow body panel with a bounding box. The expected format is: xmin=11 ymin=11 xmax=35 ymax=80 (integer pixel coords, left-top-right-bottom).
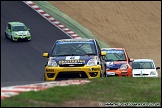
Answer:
xmin=43 ymin=53 xmax=48 ymax=57
xmin=44 ymin=65 xmax=101 ymax=81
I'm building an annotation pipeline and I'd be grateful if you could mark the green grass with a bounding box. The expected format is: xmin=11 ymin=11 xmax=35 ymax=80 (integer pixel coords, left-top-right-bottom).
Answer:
xmin=1 ymin=77 xmax=161 ymax=107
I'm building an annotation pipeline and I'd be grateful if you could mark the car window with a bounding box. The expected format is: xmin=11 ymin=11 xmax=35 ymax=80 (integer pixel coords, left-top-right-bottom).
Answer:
xmin=51 ymin=41 xmax=97 ymax=56
xmin=141 ymin=62 xmax=155 ymax=69
xmin=12 ymin=25 xmax=27 ymax=31
xmin=132 ymin=62 xmax=155 ymax=69
xmin=132 ymin=62 xmax=141 ymax=69
xmin=103 ymin=50 xmax=126 ymax=61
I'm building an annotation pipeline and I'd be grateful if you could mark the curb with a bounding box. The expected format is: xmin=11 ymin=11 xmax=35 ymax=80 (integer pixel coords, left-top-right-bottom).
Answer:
xmin=1 ymin=1 xmax=87 ymax=100
xmin=23 ymin=1 xmax=81 ymax=39
xmin=1 ymin=80 xmax=90 ymax=99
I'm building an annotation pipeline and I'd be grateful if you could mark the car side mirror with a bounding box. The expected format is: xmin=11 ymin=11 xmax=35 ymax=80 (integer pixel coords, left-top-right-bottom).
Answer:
xmin=43 ymin=53 xmax=49 ymax=58
xmin=27 ymin=28 xmax=30 ymax=30
xmin=101 ymin=51 xmax=106 ymax=56
xmin=156 ymin=67 xmax=160 ymax=70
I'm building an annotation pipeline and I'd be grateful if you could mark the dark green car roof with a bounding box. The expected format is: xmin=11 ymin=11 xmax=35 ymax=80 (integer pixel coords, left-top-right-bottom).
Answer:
xmin=8 ymin=22 xmax=25 ymax=26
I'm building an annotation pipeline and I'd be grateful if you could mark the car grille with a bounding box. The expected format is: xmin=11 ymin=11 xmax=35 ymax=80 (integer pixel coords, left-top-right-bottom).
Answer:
xmin=121 ymin=72 xmax=127 ymax=74
xmin=56 ymin=71 xmax=88 ymax=80
xmin=18 ymin=35 xmax=26 ymax=36
xmin=59 ymin=64 xmax=85 ymax=67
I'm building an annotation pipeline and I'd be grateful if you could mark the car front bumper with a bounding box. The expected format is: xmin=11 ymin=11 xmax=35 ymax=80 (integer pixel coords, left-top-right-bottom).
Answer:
xmin=44 ymin=65 xmax=102 ymax=81
xmin=106 ymin=68 xmax=132 ymax=77
xmin=132 ymin=74 xmax=158 ymax=77
xmin=13 ymin=35 xmax=31 ymax=41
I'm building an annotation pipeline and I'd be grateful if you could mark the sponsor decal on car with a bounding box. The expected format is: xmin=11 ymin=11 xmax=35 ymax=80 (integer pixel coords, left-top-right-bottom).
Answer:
xmin=92 ymin=68 xmax=100 ymax=71
xmin=59 ymin=60 xmax=85 ymax=64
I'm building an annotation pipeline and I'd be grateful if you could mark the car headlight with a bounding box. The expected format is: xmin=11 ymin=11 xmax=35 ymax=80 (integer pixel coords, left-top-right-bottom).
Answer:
xmin=120 ymin=64 xmax=128 ymax=70
xmin=27 ymin=32 xmax=30 ymax=35
xmin=47 ymin=60 xmax=57 ymax=67
xmin=106 ymin=68 xmax=110 ymax=71
xmin=150 ymin=71 xmax=156 ymax=75
xmin=87 ymin=59 xmax=97 ymax=66
xmin=14 ymin=32 xmax=18 ymax=36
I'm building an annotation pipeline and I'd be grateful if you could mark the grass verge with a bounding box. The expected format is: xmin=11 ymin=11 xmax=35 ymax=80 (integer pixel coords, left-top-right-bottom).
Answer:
xmin=1 ymin=77 xmax=161 ymax=107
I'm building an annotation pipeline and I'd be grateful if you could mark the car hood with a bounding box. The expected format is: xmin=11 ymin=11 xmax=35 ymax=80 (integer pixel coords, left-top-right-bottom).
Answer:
xmin=105 ymin=61 xmax=127 ymax=69
xmin=132 ymin=69 xmax=157 ymax=74
xmin=49 ymin=55 xmax=98 ymax=65
xmin=14 ymin=31 xmax=29 ymax=35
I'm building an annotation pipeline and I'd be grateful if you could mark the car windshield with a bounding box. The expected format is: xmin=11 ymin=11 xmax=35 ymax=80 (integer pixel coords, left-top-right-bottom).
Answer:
xmin=132 ymin=62 xmax=155 ymax=69
xmin=52 ymin=40 xmax=97 ymax=56
xmin=12 ymin=25 xmax=27 ymax=31
xmin=103 ymin=50 xmax=126 ymax=61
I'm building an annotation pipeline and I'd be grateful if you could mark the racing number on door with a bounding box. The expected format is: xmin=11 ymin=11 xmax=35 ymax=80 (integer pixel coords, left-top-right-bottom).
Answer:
xmin=106 ymin=62 xmax=114 ymax=66
xmin=70 ymin=56 xmax=75 ymax=59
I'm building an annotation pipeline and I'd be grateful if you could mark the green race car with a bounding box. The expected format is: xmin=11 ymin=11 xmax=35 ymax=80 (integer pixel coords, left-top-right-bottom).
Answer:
xmin=5 ymin=22 xmax=31 ymax=41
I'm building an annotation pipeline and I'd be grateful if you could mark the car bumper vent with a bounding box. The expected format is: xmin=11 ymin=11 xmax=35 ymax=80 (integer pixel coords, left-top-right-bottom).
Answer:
xmin=56 ymin=71 xmax=88 ymax=79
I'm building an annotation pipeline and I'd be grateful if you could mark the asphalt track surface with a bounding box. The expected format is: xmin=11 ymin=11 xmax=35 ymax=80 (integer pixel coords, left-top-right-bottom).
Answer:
xmin=1 ymin=1 xmax=70 ymax=87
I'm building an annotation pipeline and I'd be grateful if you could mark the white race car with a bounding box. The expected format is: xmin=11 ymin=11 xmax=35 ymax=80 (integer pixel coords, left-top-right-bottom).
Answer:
xmin=132 ymin=59 xmax=160 ymax=77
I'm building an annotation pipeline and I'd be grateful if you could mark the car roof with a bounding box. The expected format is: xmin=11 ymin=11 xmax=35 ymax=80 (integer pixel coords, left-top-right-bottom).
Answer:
xmin=8 ymin=22 xmax=25 ymax=26
xmin=101 ymin=48 xmax=125 ymax=50
xmin=133 ymin=59 xmax=154 ymax=62
xmin=57 ymin=38 xmax=95 ymax=42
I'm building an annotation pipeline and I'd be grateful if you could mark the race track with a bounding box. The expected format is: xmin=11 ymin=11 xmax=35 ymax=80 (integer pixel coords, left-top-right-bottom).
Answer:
xmin=1 ymin=1 xmax=70 ymax=87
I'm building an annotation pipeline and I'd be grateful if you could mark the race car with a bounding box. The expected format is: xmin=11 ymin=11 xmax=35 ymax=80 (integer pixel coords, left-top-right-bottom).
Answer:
xmin=43 ymin=38 xmax=107 ymax=81
xmin=101 ymin=48 xmax=134 ymax=77
xmin=131 ymin=59 xmax=160 ymax=77
xmin=5 ymin=22 xmax=31 ymax=41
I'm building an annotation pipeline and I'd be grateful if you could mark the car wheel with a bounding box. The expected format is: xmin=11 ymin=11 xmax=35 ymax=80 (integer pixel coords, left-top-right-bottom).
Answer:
xmin=44 ymin=75 xmax=46 ymax=81
xmin=102 ymin=69 xmax=106 ymax=77
xmin=11 ymin=36 xmax=14 ymax=42
xmin=101 ymin=60 xmax=106 ymax=77
xmin=100 ymin=71 xmax=104 ymax=77
xmin=100 ymin=67 xmax=106 ymax=77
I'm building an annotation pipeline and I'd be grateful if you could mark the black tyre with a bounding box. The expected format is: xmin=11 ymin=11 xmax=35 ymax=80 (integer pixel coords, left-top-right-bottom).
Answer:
xmin=44 ymin=75 xmax=46 ymax=81
xmin=101 ymin=60 xmax=106 ymax=77
xmin=11 ymin=36 xmax=14 ymax=42
xmin=28 ymin=39 xmax=31 ymax=42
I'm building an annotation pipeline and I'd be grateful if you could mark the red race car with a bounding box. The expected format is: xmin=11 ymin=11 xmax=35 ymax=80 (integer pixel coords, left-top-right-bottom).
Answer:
xmin=101 ymin=48 xmax=134 ymax=77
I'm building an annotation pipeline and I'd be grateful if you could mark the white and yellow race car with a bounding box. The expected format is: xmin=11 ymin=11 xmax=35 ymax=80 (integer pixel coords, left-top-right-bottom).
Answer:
xmin=43 ymin=38 xmax=106 ymax=81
